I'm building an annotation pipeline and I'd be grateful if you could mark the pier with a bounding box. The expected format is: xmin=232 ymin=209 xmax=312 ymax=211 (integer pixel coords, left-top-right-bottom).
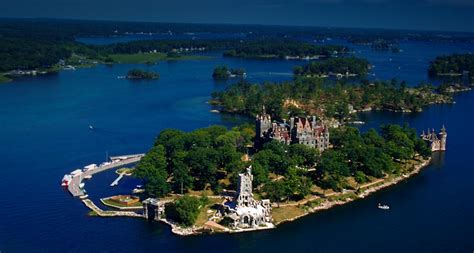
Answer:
xmin=67 ymin=153 xmax=144 ymax=197
xmin=110 ymin=173 xmax=125 ymax=187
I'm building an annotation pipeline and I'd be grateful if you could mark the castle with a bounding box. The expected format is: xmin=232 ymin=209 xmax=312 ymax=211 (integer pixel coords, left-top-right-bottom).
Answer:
xmin=420 ymin=126 xmax=447 ymax=152
xmin=255 ymin=107 xmax=330 ymax=152
xmin=221 ymin=166 xmax=272 ymax=229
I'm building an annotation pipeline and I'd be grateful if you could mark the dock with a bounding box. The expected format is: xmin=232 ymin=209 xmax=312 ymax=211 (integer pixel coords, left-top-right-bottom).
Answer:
xmin=67 ymin=153 xmax=144 ymax=197
xmin=110 ymin=173 xmax=125 ymax=187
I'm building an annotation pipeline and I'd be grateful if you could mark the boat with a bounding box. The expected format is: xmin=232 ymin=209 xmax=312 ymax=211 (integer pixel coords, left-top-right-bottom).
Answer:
xmin=79 ymin=183 xmax=85 ymax=188
xmin=378 ymin=203 xmax=390 ymax=210
xmin=132 ymin=188 xmax=145 ymax=194
xmin=61 ymin=174 xmax=72 ymax=187
xmin=84 ymin=175 xmax=92 ymax=179
xmin=89 ymin=125 xmax=94 ymax=130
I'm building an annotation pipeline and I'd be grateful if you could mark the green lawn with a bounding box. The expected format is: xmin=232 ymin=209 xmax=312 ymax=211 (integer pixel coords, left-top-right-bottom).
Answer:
xmin=272 ymin=206 xmax=306 ymax=224
xmin=109 ymin=53 xmax=212 ymax=64
xmin=101 ymin=198 xmax=143 ymax=208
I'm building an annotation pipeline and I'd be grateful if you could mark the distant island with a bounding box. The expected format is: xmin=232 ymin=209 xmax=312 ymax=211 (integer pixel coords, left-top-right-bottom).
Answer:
xmin=428 ymin=53 xmax=474 ymax=80
xmin=350 ymin=38 xmax=401 ymax=53
xmin=223 ymin=40 xmax=347 ymax=59
xmin=210 ymin=78 xmax=453 ymax=122
xmin=293 ymin=57 xmax=370 ymax=78
xmin=126 ymin=69 xmax=159 ymax=80
xmin=212 ymin=65 xmax=246 ymax=80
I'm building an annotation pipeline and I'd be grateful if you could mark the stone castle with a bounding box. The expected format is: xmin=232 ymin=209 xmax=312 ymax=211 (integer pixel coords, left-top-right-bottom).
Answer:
xmin=420 ymin=126 xmax=447 ymax=152
xmin=221 ymin=166 xmax=272 ymax=229
xmin=255 ymin=107 xmax=330 ymax=152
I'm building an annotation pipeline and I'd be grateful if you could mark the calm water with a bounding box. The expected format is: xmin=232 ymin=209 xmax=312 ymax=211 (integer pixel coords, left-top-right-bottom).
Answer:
xmin=0 ymin=40 xmax=473 ymax=252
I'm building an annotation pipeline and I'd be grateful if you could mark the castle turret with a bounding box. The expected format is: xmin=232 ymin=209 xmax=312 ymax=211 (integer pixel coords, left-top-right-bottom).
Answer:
xmin=421 ymin=126 xmax=447 ymax=152
xmin=256 ymin=106 xmax=272 ymax=138
xmin=439 ymin=125 xmax=447 ymax=151
xmin=236 ymin=166 xmax=254 ymax=208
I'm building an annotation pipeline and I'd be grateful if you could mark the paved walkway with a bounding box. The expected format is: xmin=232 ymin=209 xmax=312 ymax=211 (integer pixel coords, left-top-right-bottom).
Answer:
xmin=82 ymin=199 xmax=143 ymax=218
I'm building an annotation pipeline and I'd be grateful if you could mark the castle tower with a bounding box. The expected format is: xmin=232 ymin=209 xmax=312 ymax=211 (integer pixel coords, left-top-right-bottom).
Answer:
xmin=439 ymin=125 xmax=447 ymax=151
xmin=236 ymin=166 xmax=254 ymax=208
xmin=256 ymin=106 xmax=272 ymax=138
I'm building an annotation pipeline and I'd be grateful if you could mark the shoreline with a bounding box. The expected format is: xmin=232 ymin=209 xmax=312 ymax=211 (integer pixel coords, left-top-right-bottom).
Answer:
xmin=273 ymin=157 xmax=432 ymax=226
xmin=79 ymin=156 xmax=432 ymax=236
xmin=160 ymin=156 xmax=433 ymax=235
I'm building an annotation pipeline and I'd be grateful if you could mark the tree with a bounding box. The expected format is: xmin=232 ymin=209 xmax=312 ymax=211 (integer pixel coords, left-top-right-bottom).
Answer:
xmin=134 ymin=145 xmax=170 ymax=197
xmin=250 ymin=163 xmax=269 ymax=187
xmin=171 ymin=151 xmax=193 ymax=194
xmin=187 ymin=147 xmax=218 ymax=190
xmin=212 ymin=65 xmax=230 ymax=80
xmin=263 ymin=181 xmax=286 ymax=207
xmin=283 ymin=167 xmax=312 ymax=200
xmin=164 ymin=195 xmax=201 ymax=227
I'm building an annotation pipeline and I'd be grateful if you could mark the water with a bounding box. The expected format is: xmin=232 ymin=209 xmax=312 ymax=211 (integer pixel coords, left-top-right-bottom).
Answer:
xmin=0 ymin=40 xmax=473 ymax=252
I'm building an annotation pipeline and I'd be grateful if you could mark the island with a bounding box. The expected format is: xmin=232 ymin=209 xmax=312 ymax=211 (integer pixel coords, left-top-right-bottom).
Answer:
xmin=212 ymin=65 xmax=246 ymax=80
xmin=126 ymin=69 xmax=160 ymax=80
xmin=210 ymin=78 xmax=453 ymax=122
xmin=223 ymin=40 xmax=347 ymax=59
xmin=428 ymin=53 xmax=474 ymax=80
xmin=67 ymin=120 xmax=443 ymax=236
xmin=293 ymin=57 xmax=370 ymax=78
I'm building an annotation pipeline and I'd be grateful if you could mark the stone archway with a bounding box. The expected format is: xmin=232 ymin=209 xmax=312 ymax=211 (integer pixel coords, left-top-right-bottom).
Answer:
xmin=243 ymin=215 xmax=250 ymax=225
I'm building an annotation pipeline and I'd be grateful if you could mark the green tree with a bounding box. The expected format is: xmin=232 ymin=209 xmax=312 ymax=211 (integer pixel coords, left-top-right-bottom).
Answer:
xmin=164 ymin=195 xmax=201 ymax=227
xmin=134 ymin=145 xmax=170 ymax=197
xmin=171 ymin=151 xmax=193 ymax=194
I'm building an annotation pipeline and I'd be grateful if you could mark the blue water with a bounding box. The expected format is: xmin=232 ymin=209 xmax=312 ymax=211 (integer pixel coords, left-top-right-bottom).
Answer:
xmin=0 ymin=40 xmax=473 ymax=252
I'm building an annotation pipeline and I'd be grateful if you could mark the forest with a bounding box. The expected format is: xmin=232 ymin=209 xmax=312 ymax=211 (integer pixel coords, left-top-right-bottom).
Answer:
xmin=210 ymin=78 xmax=452 ymax=121
xmin=428 ymin=53 xmax=474 ymax=78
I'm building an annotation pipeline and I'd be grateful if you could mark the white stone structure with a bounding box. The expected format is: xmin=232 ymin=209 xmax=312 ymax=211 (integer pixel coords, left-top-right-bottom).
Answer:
xmin=225 ymin=166 xmax=272 ymax=228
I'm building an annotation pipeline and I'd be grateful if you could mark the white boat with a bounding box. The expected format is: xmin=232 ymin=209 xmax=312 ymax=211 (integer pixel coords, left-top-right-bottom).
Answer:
xmin=89 ymin=125 xmax=94 ymax=130
xmin=61 ymin=174 xmax=72 ymax=187
xmin=79 ymin=183 xmax=85 ymax=188
xmin=84 ymin=175 xmax=92 ymax=179
xmin=378 ymin=203 xmax=390 ymax=210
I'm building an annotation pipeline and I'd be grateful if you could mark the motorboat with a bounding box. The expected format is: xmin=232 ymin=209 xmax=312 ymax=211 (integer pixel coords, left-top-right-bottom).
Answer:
xmin=378 ymin=203 xmax=390 ymax=210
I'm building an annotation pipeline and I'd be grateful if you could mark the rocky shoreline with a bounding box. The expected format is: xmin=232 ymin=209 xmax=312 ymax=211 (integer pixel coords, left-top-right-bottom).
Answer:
xmin=161 ymin=157 xmax=432 ymax=235
xmin=274 ymin=157 xmax=432 ymax=226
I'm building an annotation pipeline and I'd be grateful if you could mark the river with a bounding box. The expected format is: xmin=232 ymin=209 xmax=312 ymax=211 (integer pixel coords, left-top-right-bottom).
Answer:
xmin=0 ymin=38 xmax=473 ymax=252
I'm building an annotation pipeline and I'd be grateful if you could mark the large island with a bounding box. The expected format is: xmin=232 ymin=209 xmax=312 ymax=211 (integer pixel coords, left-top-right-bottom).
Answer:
xmin=72 ymin=119 xmax=443 ymax=235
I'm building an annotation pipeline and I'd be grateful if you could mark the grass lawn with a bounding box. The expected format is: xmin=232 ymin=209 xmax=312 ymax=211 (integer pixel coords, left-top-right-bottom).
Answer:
xmin=194 ymin=198 xmax=223 ymax=227
xmin=109 ymin=53 xmax=212 ymax=64
xmin=102 ymin=198 xmax=143 ymax=208
xmin=272 ymin=206 xmax=306 ymax=224
xmin=0 ymin=74 xmax=12 ymax=83
xmin=116 ymin=167 xmax=134 ymax=175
